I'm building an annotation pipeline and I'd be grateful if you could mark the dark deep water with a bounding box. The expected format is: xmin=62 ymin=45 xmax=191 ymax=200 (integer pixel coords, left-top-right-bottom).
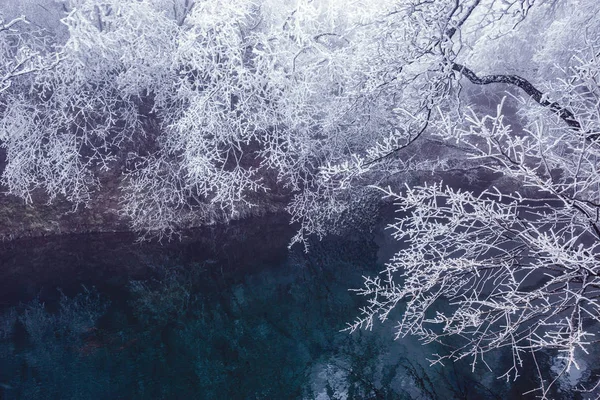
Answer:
xmin=0 ymin=213 xmax=568 ymax=399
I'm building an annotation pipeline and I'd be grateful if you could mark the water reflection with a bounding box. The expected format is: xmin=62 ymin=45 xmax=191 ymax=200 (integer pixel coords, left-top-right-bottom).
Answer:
xmin=0 ymin=216 xmax=515 ymax=399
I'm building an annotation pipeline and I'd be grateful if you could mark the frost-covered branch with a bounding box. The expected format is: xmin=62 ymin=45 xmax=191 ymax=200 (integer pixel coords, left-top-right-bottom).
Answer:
xmin=452 ymin=62 xmax=583 ymax=132
xmin=350 ymin=46 xmax=600 ymax=397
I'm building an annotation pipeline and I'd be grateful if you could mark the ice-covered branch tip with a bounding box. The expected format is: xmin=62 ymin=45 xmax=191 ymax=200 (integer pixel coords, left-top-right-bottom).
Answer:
xmin=0 ymin=15 xmax=28 ymax=32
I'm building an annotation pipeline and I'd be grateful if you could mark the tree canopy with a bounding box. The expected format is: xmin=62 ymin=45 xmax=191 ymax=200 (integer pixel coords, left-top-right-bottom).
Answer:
xmin=1 ymin=0 xmax=600 ymax=396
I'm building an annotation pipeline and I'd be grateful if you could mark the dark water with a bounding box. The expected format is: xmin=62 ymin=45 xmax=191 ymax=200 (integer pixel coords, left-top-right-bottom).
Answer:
xmin=0 ymin=213 xmax=566 ymax=399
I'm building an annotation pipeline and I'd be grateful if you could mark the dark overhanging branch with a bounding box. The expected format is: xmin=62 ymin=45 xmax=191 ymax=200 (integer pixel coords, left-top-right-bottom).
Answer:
xmin=444 ymin=1 xmax=597 ymax=139
xmin=451 ymin=61 xmax=600 ymax=231
xmin=451 ymin=62 xmax=583 ymax=132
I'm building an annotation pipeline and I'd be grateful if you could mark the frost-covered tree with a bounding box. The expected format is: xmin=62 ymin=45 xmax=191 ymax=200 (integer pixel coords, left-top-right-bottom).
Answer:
xmin=1 ymin=0 xmax=600 ymax=396
xmin=0 ymin=0 xmax=491 ymax=234
xmin=341 ymin=2 xmax=600 ymax=398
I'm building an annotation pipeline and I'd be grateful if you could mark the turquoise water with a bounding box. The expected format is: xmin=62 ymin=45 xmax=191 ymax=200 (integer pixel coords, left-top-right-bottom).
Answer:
xmin=0 ymin=216 xmax=560 ymax=399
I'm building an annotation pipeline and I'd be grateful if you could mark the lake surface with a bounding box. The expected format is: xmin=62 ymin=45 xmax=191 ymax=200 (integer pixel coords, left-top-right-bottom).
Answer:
xmin=0 ymin=213 xmax=562 ymax=399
